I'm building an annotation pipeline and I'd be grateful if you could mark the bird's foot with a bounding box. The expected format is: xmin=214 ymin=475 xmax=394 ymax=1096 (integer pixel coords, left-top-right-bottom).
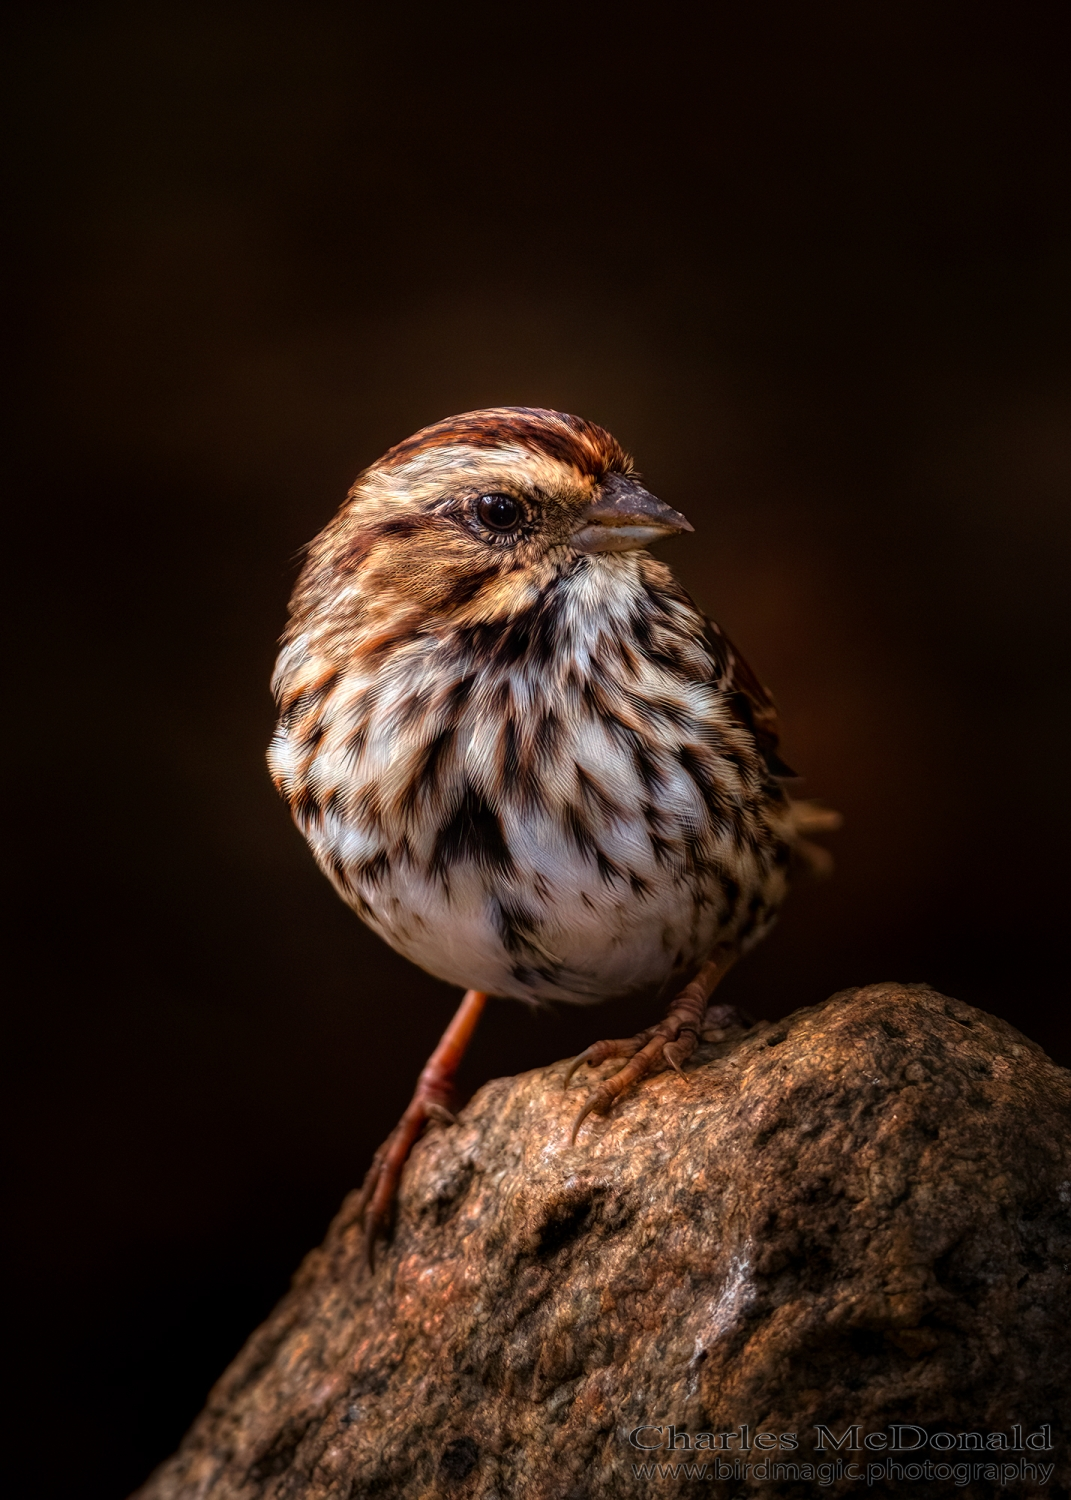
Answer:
xmin=353 ymin=1083 xmax=455 ymax=1270
xmin=564 ymin=1019 xmax=700 ymax=1144
xmin=354 ymin=989 xmax=486 ymax=1270
xmin=565 ymin=951 xmax=739 ymax=1144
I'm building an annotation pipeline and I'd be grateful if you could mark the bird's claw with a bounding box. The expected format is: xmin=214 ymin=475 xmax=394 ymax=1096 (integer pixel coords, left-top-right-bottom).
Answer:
xmin=567 ymin=1022 xmax=699 ymax=1143
xmin=662 ymin=1039 xmax=692 ymax=1076
xmin=569 ymin=1083 xmax=615 ymax=1145
xmin=563 ymin=1035 xmax=647 ymax=1089
xmin=562 ymin=1046 xmax=600 ymax=1090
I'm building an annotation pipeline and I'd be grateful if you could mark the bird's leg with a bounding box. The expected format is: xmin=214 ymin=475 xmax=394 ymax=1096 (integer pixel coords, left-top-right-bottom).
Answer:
xmin=355 ymin=988 xmax=487 ymax=1269
xmin=566 ymin=950 xmax=739 ymax=1143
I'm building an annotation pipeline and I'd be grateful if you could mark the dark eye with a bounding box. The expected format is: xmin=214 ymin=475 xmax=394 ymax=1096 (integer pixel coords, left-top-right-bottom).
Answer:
xmin=476 ymin=493 xmax=522 ymax=532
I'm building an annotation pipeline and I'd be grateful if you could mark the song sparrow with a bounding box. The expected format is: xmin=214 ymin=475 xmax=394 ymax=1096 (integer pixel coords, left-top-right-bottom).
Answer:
xmin=268 ymin=407 xmax=837 ymax=1263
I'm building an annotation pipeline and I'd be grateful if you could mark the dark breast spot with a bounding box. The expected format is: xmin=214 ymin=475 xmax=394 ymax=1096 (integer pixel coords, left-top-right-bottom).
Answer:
xmin=495 ymin=899 xmax=543 ymax=955
xmin=352 ymin=851 xmax=390 ymax=887
xmin=277 ymin=671 xmax=340 ymax=727
xmin=677 ymin=745 xmax=730 ymax=832
xmin=290 ymin=782 xmax=323 ymax=826
xmin=460 ymin=593 xmax=560 ymax=670
xmin=431 ymin=785 xmax=515 ymax=880
xmin=401 ymin=727 xmax=455 ymax=810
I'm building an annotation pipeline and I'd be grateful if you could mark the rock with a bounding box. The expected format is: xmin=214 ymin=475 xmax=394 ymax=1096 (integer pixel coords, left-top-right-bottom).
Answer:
xmin=135 ymin=985 xmax=1071 ymax=1499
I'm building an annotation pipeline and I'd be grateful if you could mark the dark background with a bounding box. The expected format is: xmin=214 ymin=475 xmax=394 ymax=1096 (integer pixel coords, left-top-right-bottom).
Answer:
xmin=4 ymin=4 xmax=1069 ymax=1496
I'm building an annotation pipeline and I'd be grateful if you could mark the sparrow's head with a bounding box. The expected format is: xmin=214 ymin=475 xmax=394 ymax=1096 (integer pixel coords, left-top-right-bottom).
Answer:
xmin=291 ymin=408 xmax=693 ymax=638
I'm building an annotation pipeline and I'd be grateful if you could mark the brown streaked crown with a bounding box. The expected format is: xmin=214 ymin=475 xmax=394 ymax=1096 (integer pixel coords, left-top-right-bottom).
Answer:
xmin=375 ymin=406 xmax=634 ymax=481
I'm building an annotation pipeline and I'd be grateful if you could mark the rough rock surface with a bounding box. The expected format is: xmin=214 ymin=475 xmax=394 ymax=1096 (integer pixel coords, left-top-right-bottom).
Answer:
xmin=136 ymin=985 xmax=1071 ymax=1499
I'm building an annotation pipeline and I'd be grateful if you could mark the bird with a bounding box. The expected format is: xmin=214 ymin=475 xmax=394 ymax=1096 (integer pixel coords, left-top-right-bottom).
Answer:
xmin=267 ymin=406 xmax=838 ymax=1264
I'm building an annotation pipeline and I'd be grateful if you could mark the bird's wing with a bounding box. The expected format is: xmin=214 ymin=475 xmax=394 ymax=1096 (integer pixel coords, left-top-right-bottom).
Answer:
xmin=701 ymin=617 xmax=798 ymax=779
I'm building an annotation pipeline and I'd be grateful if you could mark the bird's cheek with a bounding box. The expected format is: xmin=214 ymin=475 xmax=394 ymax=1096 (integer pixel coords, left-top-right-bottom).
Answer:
xmin=372 ymin=551 xmax=500 ymax=619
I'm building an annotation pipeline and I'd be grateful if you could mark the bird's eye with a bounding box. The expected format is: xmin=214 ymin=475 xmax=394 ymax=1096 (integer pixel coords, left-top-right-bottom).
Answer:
xmin=476 ymin=493 xmax=522 ymax=533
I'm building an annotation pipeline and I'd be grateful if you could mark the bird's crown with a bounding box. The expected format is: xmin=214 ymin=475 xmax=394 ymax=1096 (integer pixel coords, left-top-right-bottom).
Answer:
xmin=378 ymin=406 xmax=632 ymax=478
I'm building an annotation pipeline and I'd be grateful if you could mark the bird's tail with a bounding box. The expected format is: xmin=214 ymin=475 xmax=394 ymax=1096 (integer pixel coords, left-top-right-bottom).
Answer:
xmin=786 ymin=798 xmax=843 ymax=877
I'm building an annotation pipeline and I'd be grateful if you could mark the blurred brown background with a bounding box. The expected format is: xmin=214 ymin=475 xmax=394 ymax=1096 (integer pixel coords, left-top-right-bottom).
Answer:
xmin=4 ymin=3 xmax=1069 ymax=1496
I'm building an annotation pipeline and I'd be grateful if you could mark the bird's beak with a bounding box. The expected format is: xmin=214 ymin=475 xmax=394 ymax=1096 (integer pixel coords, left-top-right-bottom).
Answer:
xmin=571 ymin=475 xmax=694 ymax=553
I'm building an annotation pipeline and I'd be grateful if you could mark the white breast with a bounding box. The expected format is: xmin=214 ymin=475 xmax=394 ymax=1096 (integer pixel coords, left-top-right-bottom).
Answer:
xmin=269 ymin=563 xmax=785 ymax=1005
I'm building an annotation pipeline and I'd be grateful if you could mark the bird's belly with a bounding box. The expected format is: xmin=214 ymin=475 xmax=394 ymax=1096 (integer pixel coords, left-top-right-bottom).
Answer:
xmin=275 ymin=635 xmax=790 ymax=1006
xmin=306 ymin=804 xmax=777 ymax=1006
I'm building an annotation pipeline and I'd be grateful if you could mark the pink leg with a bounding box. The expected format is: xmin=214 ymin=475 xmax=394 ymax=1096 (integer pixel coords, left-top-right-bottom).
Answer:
xmin=355 ymin=989 xmax=487 ymax=1269
xmin=565 ymin=951 xmax=739 ymax=1143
